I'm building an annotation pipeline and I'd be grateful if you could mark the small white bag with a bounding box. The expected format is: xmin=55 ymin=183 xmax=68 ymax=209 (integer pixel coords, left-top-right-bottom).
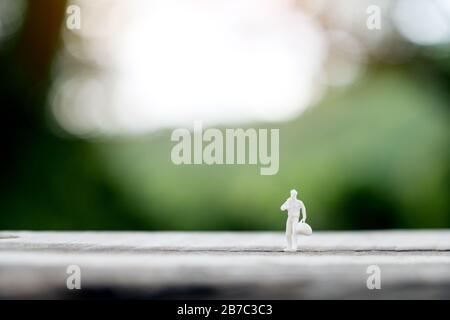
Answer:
xmin=296 ymin=221 xmax=312 ymax=236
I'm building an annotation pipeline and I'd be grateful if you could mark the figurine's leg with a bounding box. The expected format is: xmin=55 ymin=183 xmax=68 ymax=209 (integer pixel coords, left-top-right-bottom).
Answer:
xmin=284 ymin=218 xmax=293 ymax=251
xmin=291 ymin=217 xmax=299 ymax=251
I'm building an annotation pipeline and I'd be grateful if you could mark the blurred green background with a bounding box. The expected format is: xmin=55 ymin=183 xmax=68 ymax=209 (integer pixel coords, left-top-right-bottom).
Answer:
xmin=0 ymin=0 xmax=449 ymax=231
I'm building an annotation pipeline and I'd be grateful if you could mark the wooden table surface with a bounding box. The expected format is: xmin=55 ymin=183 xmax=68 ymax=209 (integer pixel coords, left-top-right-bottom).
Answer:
xmin=0 ymin=230 xmax=449 ymax=299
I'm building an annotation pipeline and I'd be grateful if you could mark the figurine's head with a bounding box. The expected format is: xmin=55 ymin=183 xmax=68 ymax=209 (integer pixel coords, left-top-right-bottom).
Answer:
xmin=290 ymin=189 xmax=298 ymax=198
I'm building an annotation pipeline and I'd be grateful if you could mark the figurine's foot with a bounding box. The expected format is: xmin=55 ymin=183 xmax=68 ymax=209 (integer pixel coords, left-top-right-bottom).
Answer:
xmin=283 ymin=247 xmax=296 ymax=252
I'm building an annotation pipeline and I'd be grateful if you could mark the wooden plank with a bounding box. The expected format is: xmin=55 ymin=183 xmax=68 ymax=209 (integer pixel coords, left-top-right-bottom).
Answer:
xmin=0 ymin=230 xmax=449 ymax=299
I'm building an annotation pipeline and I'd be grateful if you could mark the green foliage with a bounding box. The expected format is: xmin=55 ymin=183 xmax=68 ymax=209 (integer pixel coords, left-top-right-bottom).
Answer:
xmin=92 ymin=70 xmax=450 ymax=230
xmin=0 ymin=69 xmax=449 ymax=230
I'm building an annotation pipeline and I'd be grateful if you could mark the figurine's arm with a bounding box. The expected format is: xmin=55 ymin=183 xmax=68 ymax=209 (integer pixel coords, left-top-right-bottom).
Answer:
xmin=280 ymin=199 xmax=289 ymax=211
xmin=300 ymin=202 xmax=307 ymax=222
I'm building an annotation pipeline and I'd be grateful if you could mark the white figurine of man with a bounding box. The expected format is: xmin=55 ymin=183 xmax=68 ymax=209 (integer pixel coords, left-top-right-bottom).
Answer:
xmin=280 ymin=189 xmax=306 ymax=252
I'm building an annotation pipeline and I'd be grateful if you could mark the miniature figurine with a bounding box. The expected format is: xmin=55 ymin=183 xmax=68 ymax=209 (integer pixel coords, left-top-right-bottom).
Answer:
xmin=280 ymin=189 xmax=308 ymax=252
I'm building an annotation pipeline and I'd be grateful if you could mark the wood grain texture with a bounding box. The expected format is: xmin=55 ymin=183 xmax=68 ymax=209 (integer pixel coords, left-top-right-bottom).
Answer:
xmin=0 ymin=230 xmax=449 ymax=299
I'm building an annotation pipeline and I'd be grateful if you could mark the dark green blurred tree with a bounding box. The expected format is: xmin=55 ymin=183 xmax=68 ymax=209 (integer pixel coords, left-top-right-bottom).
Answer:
xmin=0 ymin=0 xmax=148 ymax=229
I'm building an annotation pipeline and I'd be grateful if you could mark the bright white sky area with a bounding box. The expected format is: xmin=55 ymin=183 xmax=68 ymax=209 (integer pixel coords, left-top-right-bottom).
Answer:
xmin=47 ymin=0 xmax=450 ymax=136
